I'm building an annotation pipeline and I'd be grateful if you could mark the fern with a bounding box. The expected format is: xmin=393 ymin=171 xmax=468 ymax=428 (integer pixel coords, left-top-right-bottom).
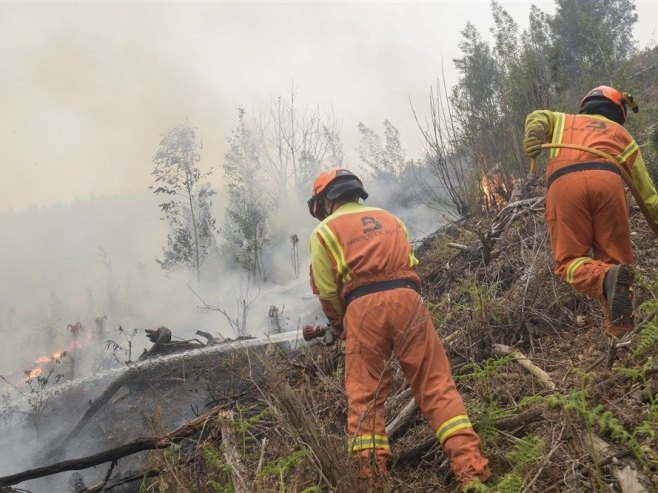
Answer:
xmin=506 ymin=434 xmax=544 ymax=473
xmin=465 ymin=435 xmax=543 ymax=493
xmin=257 ymin=449 xmax=309 ymax=493
xmin=634 ymin=322 xmax=658 ymax=355
xmin=467 ymin=401 xmax=508 ymax=447
xmin=528 ymin=390 xmax=658 ymax=468
xmin=493 ymin=473 xmax=523 ymax=493
xmin=457 ymin=355 xmax=515 ymax=383
xmin=457 ymin=355 xmax=515 ymax=400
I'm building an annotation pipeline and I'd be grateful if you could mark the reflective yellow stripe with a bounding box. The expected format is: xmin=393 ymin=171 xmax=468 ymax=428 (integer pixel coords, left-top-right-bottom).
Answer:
xmin=616 ymin=141 xmax=639 ymax=164
xmin=397 ymin=218 xmax=419 ymax=268
xmin=435 ymin=415 xmax=472 ymax=445
xmin=349 ymin=434 xmax=390 ymax=452
xmin=566 ymin=257 xmax=590 ymax=284
xmin=550 ymin=113 xmax=566 ymax=159
xmin=317 ymin=224 xmax=352 ymax=283
xmin=410 ymin=250 xmax=419 ymax=268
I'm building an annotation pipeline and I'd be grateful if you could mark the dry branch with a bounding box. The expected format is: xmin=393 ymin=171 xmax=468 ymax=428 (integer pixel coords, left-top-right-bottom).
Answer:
xmin=476 ymin=197 xmax=545 ymax=264
xmin=386 ymin=397 xmax=419 ymax=440
xmin=591 ymin=436 xmax=649 ymax=493
xmin=0 ymin=404 xmax=226 ymax=487
xmin=266 ymin=376 xmax=347 ymax=490
xmin=394 ymin=407 xmax=544 ymax=466
xmin=613 ymin=467 xmax=649 ymax=493
xmin=196 ymin=330 xmax=221 ymax=345
xmin=218 ymin=410 xmax=253 ymax=493
xmin=56 ymin=369 xmax=136 ymax=453
xmin=493 ymin=343 xmax=556 ymax=391
xmin=447 ymin=242 xmax=470 ymax=251
xmin=493 ymin=408 xmax=543 ymax=431
xmin=78 ymin=460 xmax=117 ymax=493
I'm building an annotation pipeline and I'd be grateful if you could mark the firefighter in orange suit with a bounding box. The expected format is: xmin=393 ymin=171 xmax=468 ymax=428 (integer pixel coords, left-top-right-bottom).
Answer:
xmin=307 ymin=168 xmax=491 ymax=490
xmin=524 ymin=86 xmax=658 ymax=336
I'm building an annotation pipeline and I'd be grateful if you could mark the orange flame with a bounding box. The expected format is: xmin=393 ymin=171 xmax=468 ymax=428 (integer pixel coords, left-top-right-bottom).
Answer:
xmin=17 ymin=366 xmax=45 ymax=384
xmin=10 ymin=321 xmax=97 ymax=387
xmin=480 ymin=160 xmax=513 ymax=210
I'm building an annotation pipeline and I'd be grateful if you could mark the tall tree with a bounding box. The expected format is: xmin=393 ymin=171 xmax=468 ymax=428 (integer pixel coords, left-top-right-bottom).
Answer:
xmin=518 ymin=5 xmax=557 ymax=110
xmin=549 ymin=0 xmax=638 ymax=93
xmin=452 ymin=21 xmax=514 ymax=211
xmin=151 ymin=124 xmax=216 ymax=283
xmin=257 ymin=85 xmax=344 ymax=196
xmin=223 ymin=109 xmax=270 ymax=280
xmin=358 ymin=120 xmax=408 ymax=182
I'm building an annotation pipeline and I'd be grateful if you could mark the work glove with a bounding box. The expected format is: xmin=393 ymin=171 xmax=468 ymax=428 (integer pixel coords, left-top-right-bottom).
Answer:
xmin=524 ymin=125 xmax=545 ymax=158
xmin=324 ymin=322 xmax=343 ymax=346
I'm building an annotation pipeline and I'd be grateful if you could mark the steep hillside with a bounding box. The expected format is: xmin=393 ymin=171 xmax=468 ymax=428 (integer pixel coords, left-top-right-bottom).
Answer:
xmin=2 ymin=190 xmax=657 ymax=493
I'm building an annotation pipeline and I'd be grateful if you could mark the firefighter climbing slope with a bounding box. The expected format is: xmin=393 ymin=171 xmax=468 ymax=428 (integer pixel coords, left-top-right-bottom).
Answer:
xmin=306 ymin=168 xmax=491 ymax=490
xmin=524 ymin=85 xmax=658 ymax=337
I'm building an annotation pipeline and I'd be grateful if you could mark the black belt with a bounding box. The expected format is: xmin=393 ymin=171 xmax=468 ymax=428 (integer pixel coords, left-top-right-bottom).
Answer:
xmin=345 ymin=279 xmax=419 ymax=306
xmin=547 ymin=162 xmax=621 ymax=188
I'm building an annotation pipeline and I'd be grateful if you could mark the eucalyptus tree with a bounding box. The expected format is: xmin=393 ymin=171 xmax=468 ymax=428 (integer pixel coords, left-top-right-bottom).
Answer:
xmin=151 ymin=123 xmax=216 ymax=283
xmin=223 ymin=108 xmax=270 ymax=280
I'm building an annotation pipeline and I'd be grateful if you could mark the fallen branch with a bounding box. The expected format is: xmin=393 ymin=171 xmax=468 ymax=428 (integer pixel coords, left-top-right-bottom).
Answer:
xmin=196 ymin=330 xmax=222 ymax=345
xmin=493 ymin=344 xmax=556 ymax=391
xmin=493 ymin=408 xmax=543 ymax=431
xmin=219 ymin=410 xmax=253 ymax=493
xmin=591 ymin=436 xmax=648 ymax=493
xmin=79 ymin=460 xmax=117 ymax=493
xmin=612 ymin=466 xmax=649 ymax=493
xmin=394 ymin=407 xmax=544 ymax=466
xmin=447 ymin=242 xmax=470 ymax=252
xmin=55 ymin=368 xmax=138 ymax=454
xmin=386 ymin=397 xmax=419 ymax=440
xmin=0 ymin=404 xmax=226 ymax=486
xmin=476 ymin=197 xmax=545 ymax=264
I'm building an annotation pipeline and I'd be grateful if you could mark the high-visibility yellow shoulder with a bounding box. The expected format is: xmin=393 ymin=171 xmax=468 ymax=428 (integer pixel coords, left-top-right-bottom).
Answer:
xmin=525 ymin=110 xmax=560 ymax=140
xmin=629 ymin=149 xmax=658 ymax=224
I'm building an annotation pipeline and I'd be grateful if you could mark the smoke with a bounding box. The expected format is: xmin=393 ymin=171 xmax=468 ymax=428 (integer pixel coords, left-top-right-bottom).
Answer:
xmin=0 ymin=4 xmax=449 ymax=483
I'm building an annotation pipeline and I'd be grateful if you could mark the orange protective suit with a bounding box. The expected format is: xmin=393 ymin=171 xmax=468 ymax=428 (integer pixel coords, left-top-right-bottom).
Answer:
xmin=309 ymin=202 xmax=490 ymax=488
xmin=525 ymin=111 xmax=658 ymax=335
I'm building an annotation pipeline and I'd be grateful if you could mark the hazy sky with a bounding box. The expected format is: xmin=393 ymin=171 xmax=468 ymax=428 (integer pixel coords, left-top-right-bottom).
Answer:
xmin=1 ymin=1 xmax=657 ymax=212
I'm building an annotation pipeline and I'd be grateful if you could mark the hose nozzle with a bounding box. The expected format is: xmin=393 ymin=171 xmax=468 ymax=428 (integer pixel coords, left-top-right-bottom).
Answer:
xmin=302 ymin=324 xmax=328 ymax=341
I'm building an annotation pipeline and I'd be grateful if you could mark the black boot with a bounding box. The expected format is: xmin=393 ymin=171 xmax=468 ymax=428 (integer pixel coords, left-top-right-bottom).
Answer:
xmin=604 ymin=264 xmax=634 ymax=327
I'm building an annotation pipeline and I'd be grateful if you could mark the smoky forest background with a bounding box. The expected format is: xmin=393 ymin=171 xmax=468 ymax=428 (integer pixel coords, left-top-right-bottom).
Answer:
xmin=2 ymin=1 xmax=658 ymax=492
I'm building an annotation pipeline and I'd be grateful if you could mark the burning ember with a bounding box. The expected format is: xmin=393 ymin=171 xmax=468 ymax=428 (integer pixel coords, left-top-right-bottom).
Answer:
xmin=15 ymin=350 xmax=68 ymax=385
xmin=24 ymin=367 xmax=44 ymax=380
xmin=480 ymin=160 xmax=514 ymax=210
xmin=3 ymin=321 xmax=96 ymax=388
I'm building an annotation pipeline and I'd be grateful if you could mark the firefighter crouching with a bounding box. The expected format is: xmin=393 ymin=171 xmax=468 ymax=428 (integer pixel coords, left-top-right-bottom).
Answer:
xmin=307 ymin=168 xmax=491 ymax=490
xmin=524 ymin=86 xmax=658 ymax=337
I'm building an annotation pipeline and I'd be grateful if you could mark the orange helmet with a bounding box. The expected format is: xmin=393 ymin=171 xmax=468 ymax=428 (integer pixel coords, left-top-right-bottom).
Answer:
xmin=307 ymin=168 xmax=368 ymax=219
xmin=579 ymin=85 xmax=638 ymax=124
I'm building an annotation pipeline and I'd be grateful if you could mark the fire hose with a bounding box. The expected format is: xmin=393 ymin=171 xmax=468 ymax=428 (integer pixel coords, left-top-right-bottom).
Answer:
xmin=529 ymin=142 xmax=658 ymax=239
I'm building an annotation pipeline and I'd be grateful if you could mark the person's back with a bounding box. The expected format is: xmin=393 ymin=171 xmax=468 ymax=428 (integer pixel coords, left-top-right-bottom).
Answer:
xmin=529 ymin=112 xmax=636 ymax=179
xmin=310 ymin=201 xmax=420 ymax=303
xmin=307 ymin=168 xmax=491 ymax=491
xmin=524 ymin=86 xmax=658 ymax=337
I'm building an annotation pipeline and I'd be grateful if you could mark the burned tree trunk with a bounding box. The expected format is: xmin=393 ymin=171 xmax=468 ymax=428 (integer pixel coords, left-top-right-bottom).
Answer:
xmin=0 ymin=404 xmax=227 ymax=487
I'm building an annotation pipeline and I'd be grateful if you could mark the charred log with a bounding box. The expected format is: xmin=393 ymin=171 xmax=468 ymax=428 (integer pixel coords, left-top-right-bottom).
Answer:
xmin=145 ymin=326 xmax=171 ymax=344
xmin=0 ymin=404 xmax=226 ymax=487
xmin=196 ymin=330 xmax=221 ymax=345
